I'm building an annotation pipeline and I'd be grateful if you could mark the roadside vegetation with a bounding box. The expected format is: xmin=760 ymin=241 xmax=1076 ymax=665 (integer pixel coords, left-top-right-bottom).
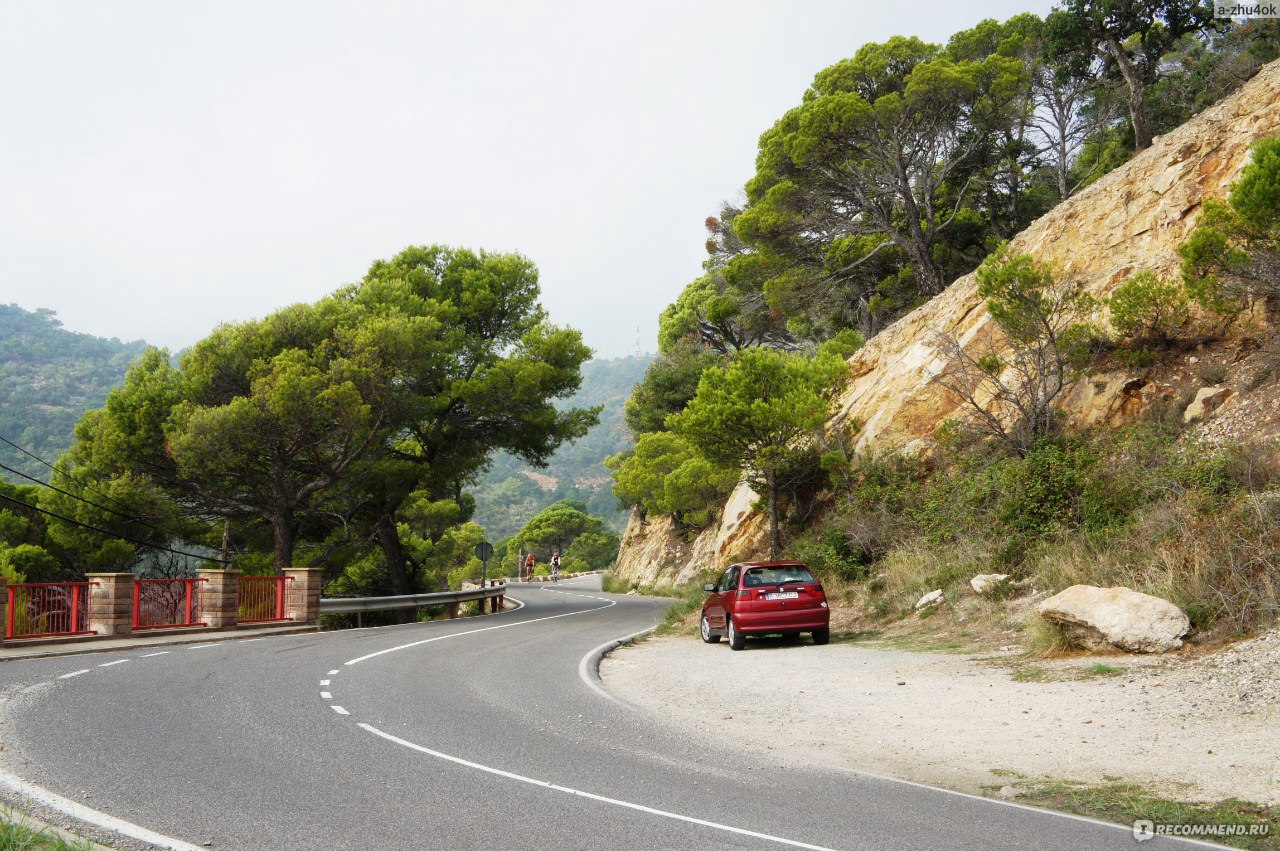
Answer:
xmin=0 ymin=813 xmax=96 ymax=851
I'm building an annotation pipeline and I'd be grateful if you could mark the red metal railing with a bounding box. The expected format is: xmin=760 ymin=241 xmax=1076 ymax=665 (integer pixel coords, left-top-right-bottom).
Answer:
xmin=238 ymin=575 xmax=294 ymax=623
xmin=5 ymin=582 xmax=96 ymax=639
xmin=133 ymin=578 xmax=208 ymax=630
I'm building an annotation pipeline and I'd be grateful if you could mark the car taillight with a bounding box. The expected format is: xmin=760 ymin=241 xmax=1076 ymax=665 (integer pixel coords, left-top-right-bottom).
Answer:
xmin=737 ymin=590 xmax=750 ymax=598
xmin=813 ymin=584 xmax=825 ymax=594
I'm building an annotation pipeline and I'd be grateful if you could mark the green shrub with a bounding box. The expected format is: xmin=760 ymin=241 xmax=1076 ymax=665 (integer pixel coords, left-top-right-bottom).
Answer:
xmin=1108 ymin=271 xmax=1189 ymax=344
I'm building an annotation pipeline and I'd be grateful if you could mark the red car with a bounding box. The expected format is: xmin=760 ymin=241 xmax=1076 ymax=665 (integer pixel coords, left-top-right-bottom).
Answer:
xmin=700 ymin=561 xmax=830 ymax=650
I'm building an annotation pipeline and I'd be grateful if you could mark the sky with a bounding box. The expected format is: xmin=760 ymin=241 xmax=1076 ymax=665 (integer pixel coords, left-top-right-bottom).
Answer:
xmin=0 ymin=0 xmax=1054 ymax=359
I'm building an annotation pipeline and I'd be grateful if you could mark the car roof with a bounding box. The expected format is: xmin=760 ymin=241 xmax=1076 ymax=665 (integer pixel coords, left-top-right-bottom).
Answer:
xmin=735 ymin=561 xmax=809 ymax=568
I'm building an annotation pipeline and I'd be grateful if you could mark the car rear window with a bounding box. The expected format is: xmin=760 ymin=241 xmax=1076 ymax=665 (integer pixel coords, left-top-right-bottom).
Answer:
xmin=742 ymin=566 xmax=815 ymax=587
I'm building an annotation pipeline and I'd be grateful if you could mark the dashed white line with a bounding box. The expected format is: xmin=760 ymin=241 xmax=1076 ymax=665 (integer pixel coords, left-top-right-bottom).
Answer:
xmin=185 ymin=644 xmax=219 ymax=650
xmin=331 ymin=706 xmax=349 ymax=715
xmin=140 ymin=651 xmax=171 ymax=658
xmin=319 ymin=679 xmax=330 ymax=686
xmin=98 ymin=659 xmax=129 ymax=667
xmin=343 ymin=599 xmax=616 ymax=666
xmin=358 ymin=723 xmax=839 ymax=851
xmin=327 ymin=669 xmax=339 ymax=675
xmin=57 ymin=670 xmax=90 ymax=680
xmin=320 ymin=691 xmax=332 ymax=700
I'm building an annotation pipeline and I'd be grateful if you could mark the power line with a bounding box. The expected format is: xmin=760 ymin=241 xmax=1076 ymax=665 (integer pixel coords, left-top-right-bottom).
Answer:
xmin=0 ymin=492 xmax=221 ymax=565
xmin=0 ymin=433 xmax=136 ymax=514
xmin=0 ymin=460 xmax=161 ymax=531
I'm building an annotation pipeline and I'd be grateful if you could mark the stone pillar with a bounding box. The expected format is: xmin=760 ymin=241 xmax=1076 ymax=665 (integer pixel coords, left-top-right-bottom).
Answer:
xmin=85 ymin=572 xmax=133 ymax=637
xmin=197 ymin=569 xmax=240 ymax=629
xmin=283 ymin=568 xmax=323 ymax=624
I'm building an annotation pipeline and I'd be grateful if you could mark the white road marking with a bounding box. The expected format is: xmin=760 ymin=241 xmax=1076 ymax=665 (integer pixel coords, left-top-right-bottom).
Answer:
xmin=320 ymin=691 xmax=332 ymax=700
xmin=0 ymin=768 xmax=202 ymax=851
xmin=331 ymin=706 xmax=349 ymax=715
xmin=327 ymin=669 xmax=339 ymax=675
xmin=358 ymin=724 xmax=839 ymax=851
xmin=185 ymin=644 xmax=218 ymax=650
xmin=57 ymin=670 xmax=90 ymax=680
xmin=343 ymin=600 xmax=615 ymax=666
xmin=577 ymin=628 xmax=655 ymax=705
xmin=319 ymin=679 xmax=330 ymax=686
xmin=98 ymin=659 xmax=129 ymax=667
xmin=140 ymin=651 xmax=170 ymax=658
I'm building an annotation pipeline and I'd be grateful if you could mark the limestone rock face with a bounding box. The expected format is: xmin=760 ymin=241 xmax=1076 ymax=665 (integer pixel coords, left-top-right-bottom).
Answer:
xmin=829 ymin=60 xmax=1280 ymax=456
xmin=1037 ymin=585 xmax=1191 ymax=653
xmin=1184 ymin=385 xmax=1234 ymax=423
xmin=610 ymin=481 xmax=768 ymax=588
xmin=614 ymin=60 xmax=1280 ymax=588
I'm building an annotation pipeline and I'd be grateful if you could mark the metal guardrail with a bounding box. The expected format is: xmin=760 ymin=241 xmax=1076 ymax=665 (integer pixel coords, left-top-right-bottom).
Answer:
xmin=319 ymin=583 xmax=506 ymax=615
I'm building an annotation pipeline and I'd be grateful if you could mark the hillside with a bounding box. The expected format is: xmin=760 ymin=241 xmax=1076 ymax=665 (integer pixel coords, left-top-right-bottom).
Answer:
xmin=0 ymin=304 xmax=147 ymax=481
xmin=470 ymin=354 xmax=652 ymax=541
xmin=614 ymin=58 xmax=1280 ymax=588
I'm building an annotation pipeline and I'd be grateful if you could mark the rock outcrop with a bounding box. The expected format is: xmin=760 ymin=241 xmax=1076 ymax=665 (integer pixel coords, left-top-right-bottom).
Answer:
xmin=1037 ymin=585 xmax=1191 ymax=653
xmin=615 ymin=60 xmax=1280 ymax=587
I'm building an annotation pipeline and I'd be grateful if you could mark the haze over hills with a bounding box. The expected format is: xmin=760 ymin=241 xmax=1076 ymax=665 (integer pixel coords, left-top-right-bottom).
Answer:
xmin=470 ymin=354 xmax=653 ymax=542
xmin=0 ymin=303 xmax=147 ymax=482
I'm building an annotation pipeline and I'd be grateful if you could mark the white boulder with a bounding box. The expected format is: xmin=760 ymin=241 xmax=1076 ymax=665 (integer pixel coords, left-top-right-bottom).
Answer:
xmin=1037 ymin=585 xmax=1190 ymax=653
xmin=970 ymin=574 xmax=1012 ymax=595
xmin=1183 ymin=385 xmax=1233 ymax=423
xmin=915 ymin=589 xmax=944 ymax=610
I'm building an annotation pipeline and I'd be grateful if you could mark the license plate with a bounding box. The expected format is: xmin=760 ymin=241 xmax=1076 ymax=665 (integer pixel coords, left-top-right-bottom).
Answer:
xmin=765 ymin=591 xmax=799 ymax=600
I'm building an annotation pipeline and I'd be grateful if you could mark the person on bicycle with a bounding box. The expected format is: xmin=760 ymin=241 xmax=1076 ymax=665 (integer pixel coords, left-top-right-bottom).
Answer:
xmin=524 ymin=552 xmax=535 ymax=582
xmin=550 ymin=551 xmax=561 ymax=582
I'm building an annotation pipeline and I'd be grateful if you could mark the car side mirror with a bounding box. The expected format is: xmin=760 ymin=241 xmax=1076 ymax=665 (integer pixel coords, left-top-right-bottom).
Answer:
xmin=703 ymin=583 xmax=717 ymax=592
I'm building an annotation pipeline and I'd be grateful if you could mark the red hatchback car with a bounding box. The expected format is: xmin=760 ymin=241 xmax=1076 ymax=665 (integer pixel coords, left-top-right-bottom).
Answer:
xmin=700 ymin=561 xmax=830 ymax=650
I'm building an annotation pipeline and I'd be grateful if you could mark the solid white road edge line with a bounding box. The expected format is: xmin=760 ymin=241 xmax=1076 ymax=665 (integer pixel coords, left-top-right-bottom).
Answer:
xmin=140 ymin=651 xmax=170 ymax=658
xmin=342 ymin=599 xmax=614 ymax=666
xmin=0 ymin=768 xmax=202 ymax=851
xmin=577 ymin=629 xmax=656 ymax=706
xmin=97 ymin=660 xmax=128 ymax=667
xmin=358 ymin=723 xmax=839 ymax=851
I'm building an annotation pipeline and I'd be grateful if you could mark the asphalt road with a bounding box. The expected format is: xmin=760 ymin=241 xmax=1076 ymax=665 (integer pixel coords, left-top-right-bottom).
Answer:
xmin=0 ymin=576 xmax=1205 ymax=850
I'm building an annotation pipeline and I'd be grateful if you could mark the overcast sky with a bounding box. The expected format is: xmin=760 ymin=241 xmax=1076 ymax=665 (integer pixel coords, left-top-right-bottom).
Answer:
xmin=0 ymin=0 xmax=1054 ymax=359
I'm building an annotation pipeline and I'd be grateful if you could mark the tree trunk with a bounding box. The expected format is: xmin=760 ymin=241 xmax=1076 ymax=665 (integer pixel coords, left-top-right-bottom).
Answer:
xmin=1104 ymin=37 xmax=1152 ymax=151
xmin=766 ymin=470 xmax=780 ymax=561
xmin=376 ymin=510 xmax=415 ymax=598
xmin=270 ymin=513 xmax=295 ymax=576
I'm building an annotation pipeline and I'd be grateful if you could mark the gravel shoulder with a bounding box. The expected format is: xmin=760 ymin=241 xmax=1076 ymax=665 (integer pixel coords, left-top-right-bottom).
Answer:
xmin=600 ymin=632 xmax=1280 ymax=806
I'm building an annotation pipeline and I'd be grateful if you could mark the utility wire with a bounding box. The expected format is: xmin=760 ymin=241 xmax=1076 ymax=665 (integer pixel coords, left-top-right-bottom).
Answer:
xmin=0 ymin=460 xmax=162 ymax=531
xmin=0 ymin=433 xmax=136 ymax=514
xmin=0 ymin=492 xmax=221 ymax=564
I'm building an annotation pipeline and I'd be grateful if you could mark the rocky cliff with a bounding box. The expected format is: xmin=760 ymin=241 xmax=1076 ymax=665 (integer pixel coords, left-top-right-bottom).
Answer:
xmin=613 ymin=59 xmax=1280 ymax=589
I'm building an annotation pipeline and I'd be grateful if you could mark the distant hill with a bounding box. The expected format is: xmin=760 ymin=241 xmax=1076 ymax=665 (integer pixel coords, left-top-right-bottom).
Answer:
xmin=0 ymin=304 xmax=148 ymax=481
xmin=470 ymin=354 xmax=653 ymax=541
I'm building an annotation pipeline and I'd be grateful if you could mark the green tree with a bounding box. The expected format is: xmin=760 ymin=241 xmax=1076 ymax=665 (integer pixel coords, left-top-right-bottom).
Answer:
xmin=737 ymin=35 xmax=1028 ymax=306
xmin=624 ymin=339 xmax=723 ymax=436
xmin=1107 ymin=270 xmax=1188 ymax=344
xmin=1046 ymin=0 xmax=1218 ymax=151
xmin=505 ymin=499 xmax=610 ymax=570
xmin=605 ymin=431 xmax=738 ymax=528
xmin=1180 ymin=134 xmax=1280 ymax=312
xmin=341 ymin=246 xmax=597 ymax=596
xmin=668 ymin=347 xmax=849 ymax=558
xmin=931 ymin=245 xmax=1098 ymax=456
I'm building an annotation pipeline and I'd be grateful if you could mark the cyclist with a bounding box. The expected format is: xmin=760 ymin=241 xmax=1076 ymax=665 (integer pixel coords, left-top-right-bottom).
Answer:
xmin=524 ymin=552 xmax=536 ymax=582
xmin=550 ymin=551 xmax=561 ymax=583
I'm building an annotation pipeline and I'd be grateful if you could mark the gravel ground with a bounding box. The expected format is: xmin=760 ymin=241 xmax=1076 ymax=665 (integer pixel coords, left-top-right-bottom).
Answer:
xmin=601 ymin=631 xmax=1280 ymax=806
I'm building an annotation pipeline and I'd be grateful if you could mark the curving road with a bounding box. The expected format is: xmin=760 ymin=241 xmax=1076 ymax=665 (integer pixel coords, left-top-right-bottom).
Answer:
xmin=0 ymin=576 xmax=1201 ymax=850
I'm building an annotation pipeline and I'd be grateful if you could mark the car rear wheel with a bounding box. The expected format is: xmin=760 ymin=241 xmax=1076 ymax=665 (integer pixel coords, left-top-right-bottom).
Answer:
xmin=700 ymin=613 xmax=720 ymax=644
xmin=812 ymin=627 xmax=830 ymax=645
xmin=727 ymin=616 xmax=745 ymax=651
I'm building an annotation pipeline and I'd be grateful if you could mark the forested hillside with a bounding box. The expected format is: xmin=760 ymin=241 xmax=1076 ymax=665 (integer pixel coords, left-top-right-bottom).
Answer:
xmin=471 ymin=355 xmax=651 ymax=542
xmin=0 ymin=304 xmax=146 ymax=481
